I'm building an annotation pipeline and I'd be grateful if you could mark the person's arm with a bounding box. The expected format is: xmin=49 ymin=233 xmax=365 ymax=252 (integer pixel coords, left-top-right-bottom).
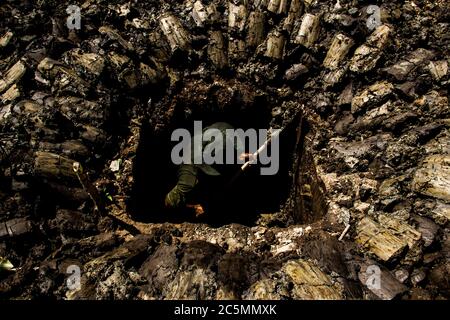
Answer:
xmin=165 ymin=165 xmax=204 ymax=216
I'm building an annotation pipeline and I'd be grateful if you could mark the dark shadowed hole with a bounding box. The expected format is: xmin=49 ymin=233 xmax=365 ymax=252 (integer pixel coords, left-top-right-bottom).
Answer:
xmin=129 ymin=102 xmax=311 ymax=227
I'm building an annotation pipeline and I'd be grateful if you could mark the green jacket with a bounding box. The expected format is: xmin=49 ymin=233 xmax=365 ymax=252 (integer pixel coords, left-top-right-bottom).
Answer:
xmin=165 ymin=122 xmax=242 ymax=209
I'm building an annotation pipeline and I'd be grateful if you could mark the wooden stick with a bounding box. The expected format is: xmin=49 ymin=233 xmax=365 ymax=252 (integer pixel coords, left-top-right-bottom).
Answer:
xmin=338 ymin=224 xmax=351 ymax=241
xmin=241 ymin=128 xmax=282 ymax=171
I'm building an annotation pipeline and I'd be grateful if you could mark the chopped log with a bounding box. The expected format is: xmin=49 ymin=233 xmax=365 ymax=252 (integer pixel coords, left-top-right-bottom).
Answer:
xmin=56 ymin=96 xmax=108 ymax=127
xmin=350 ymin=101 xmax=391 ymax=132
xmin=264 ymin=30 xmax=285 ymax=60
xmin=356 ymin=216 xmax=421 ymax=261
xmin=378 ymin=214 xmax=422 ymax=248
xmin=159 ymin=14 xmax=191 ymax=52
xmin=65 ymin=49 xmax=105 ymax=77
xmin=283 ymin=0 xmax=303 ymax=32
xmin=228 ymin=37 xmax=246 ymax=61
xmin=192 ymin=0 xmax=209 ymax=27
xmin=267 ymin=0 xmax=289 ymax=15
xmin=34 ymin=151 xmax=79 ymax=183
xmin=208 ymin=31 xmax=228 ymax=69
xmin=295 ymin=13 xmax=320 ymax=48
xmin=37 ymin=57 xmax=91 ymax=97
xmin=349 ymin=24 xmax=391 ymax=73
xmin=139 ymin=62 xmax=160 ymax=85
xmin=0 ymin=218 xmax=33 ymax=239
xmin=246 ymin=11 xmax=266 ymax=48
xmin=430 ymin=201 xmax=450 ymax=225
xmin=1 ymin=84 xmax=20 ymax=103
xmin=412 ymin=155 xmax=450 ymax=203
xmin=38 ymin=140 xmax=91 ymax=159
xmin=191 ymin=0 xmax=219 ymax=27
xmin=323 ymin=33 xmax=354 ymax=70
xmin=0 ymin=60 xmax=26 ymax=94
xmin=228 ymin=2 xmax=248 ymax=33
xmin=107 ymin=52 xmax=131 ymax=71
xmin=98 ymin=26 xmax=134 ymax=51
xmin=283 ymin=259 xmax=343 ymax=299
xmin=0 ymin=31 xmax=13 ymax=48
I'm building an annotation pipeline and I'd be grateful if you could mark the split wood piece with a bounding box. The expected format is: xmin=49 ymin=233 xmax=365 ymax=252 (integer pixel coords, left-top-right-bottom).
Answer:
xmin=428 ymin=60 xmax=448 ymax=80
xmin=159 ymin=14 xmax=192 ymax=53
xmin=208 ymin=31 xmax=228 ymax=69
xmin=323 ymin=66 xmax=348 ymax=88
xmin=0 ymin=218 xmax=33 ymax=239
xmin=191 ymin=0 xmax=219 ymax=27
xmin=323 ymin=33 xmax=354 ymax=70
xmin=351 ymin=81 xmax=394 ymax=114
xmin=0 ymin=31 xmax=13 ymax=47
xmin=283 ymin=0 xmax=304 ymax=33
xmin=412 ymin=155 xmax=450 ymax=203
xmin=1 ymin=84 xmax=20 ymax=103
xmin=228 ymin=1 xmax=248 ymax=33
xmin=267 ymin=0 xmax=289 ymax=15
xmin=284 ymin=63 xmax=308 ymax=81
xmin=37 ymin=57 xmax=91 ymax=97
xmin=66 ymin=49 xmax=105 ymax=77
xmin=265 ymin=30 xmax=285 ymax=60
xmin=0 ymin=60 xmax=26 ymax=94
xmin=349 ymin=24 xmax=391 ymax=73
xmin=246 ymin=11 xmax=266 ymax=48
xmin=38 ymin=140 xmax=90 ymax=160
xmin=228 ymin=37 xmax=246 ymax=61
xmin=356 ymin=216 xmax=421 ymax=262
xmin=295 ymin=13 xmax=320 ymax=48
xmin=283 ymin=259 xmax=343 ymax=299
xmin=34 ymin=151 xmax=79 ymax=184
xmin=98 ymin=26 xmax=134 ymax=51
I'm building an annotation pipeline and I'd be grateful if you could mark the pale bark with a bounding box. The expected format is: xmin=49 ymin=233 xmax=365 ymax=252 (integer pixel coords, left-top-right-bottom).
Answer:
xmin=295 ymin=13 xmax=320 ymax=48
xmin=246 ymin=11 xmax=266 ymax=48
xmin=323 ymin=33 xmax=354 ymax=70
xmin=265 ymin=30 xmax=285 ymax=60
xmin=159 ymin=14 xmax=192 ymax=52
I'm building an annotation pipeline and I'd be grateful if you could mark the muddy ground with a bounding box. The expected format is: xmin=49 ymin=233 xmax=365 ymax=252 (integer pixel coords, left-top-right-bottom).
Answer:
xmin=0 ymin=0 xmax=449 ymax=300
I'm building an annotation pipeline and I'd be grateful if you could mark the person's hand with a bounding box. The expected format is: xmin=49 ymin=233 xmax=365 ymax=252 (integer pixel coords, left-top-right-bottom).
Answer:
xmin=187 ymin=204 xmax=205 ymax=217
xmin=194 ymin=204 xmax=204 ymax=217
xmin=239 ymin=153 xmax=256 ymax=162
